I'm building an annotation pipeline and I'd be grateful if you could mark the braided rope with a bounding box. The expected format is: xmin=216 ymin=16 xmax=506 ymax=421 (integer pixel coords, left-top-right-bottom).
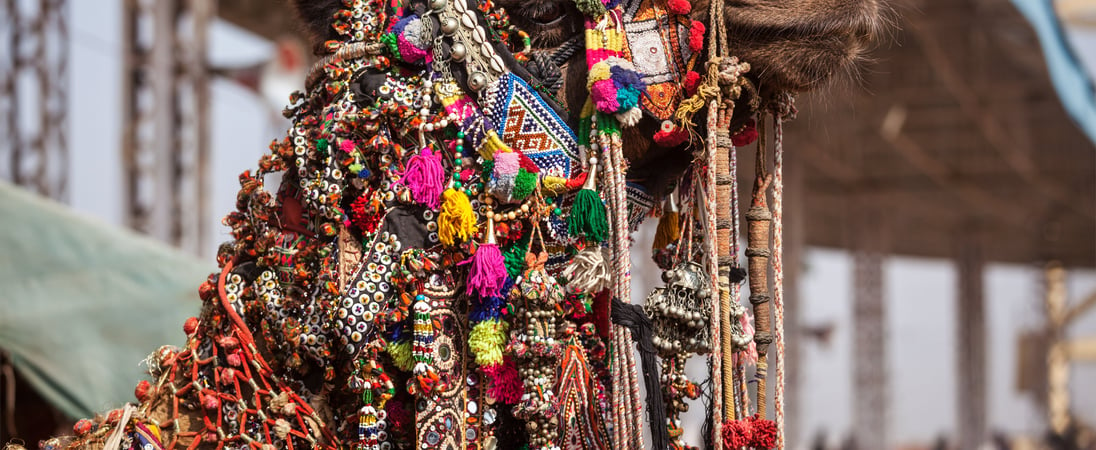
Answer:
xmin=611 ymin=324 xmax=624 ymax=447
xmin=610 ymin=122 xmax=644 ymax=450
xmin=595 ymin=112 xmax=643 ymax=450
xmin=715 ymin=104 xmax=738 ymax=422
xmin=704 ymin=98 xmax=725 ymax=447
xmin=772 ymin=113 xmax=786 ymax=449
xmin=729 ymin=113 xmax=746 ymax=422
xmin=748 ymin=118 xmax=773 ymax=421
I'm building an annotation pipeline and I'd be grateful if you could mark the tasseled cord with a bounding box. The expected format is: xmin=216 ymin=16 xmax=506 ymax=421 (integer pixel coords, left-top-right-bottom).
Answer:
xmin=400 ymin=147 xmax=445 ymax=209
xmin=562 ymin=245 xmax=611 ymax=294
xmin=611 ymin=297 xmax=669 ymax=450
xmin=438 ymin=183 xmax=476 ymax=246
xmin=652 ymin=191 xmax=681 ymax=250
xmin=568 ymin=157 xmax=609 ymax=243
xmin=463 ymin=217 xmax=509 ymax=298
xmin=482 ymin=356 xmax=524 ymax=404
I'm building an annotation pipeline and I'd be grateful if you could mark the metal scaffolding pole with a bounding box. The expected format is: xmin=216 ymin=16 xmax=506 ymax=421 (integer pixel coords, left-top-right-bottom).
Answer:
xmin=121 ymin=0 xmax=212 ymax=255
xmin=955 ymin=235 xmax=986 ymax=450
xmin=1 ymin=0 xmax=69 ymax=200
xmin=851 ymin=202 xmax=887 ymax=450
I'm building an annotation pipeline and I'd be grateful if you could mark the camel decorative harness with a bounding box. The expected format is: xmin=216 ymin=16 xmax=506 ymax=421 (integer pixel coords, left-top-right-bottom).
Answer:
xmin=56 ymin=0 xmax=795 ymax=449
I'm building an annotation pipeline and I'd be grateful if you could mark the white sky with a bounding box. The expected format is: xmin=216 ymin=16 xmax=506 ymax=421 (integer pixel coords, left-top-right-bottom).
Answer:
xmin=55 ymin=0 xmax=1096 ymax=447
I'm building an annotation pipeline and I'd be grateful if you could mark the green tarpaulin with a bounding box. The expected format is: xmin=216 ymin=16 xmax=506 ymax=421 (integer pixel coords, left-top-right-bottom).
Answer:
xmin=0 ymin=181 xmax=212 ymax=419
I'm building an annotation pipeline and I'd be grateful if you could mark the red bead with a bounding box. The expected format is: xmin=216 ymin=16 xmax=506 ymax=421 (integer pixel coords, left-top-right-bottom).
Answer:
xmin=73 ymin=419 xmax=93 ymax=436
xmin=134 ymin=380 xmax=152 ymax=402
xmin=183 ymin=317 xmax=200 ymax=336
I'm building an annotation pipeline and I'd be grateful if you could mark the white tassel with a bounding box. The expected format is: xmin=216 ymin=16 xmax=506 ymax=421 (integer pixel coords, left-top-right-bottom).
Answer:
xmin=615 ymin=108 xmax=643 ymax=127
xmin=563 ymin=246 xmax=611 ymax=294
xmin=103 ymin=404 xmax=137 ymax=450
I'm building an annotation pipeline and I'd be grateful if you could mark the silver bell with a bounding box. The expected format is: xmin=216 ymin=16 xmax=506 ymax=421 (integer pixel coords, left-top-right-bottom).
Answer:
xmin=451 ymin=43 xmax=467 ymax=61
xmin=468 ymin=72 xmax=487 ymax=91
xmin=441 ymin=18 xmax=459 ymax=35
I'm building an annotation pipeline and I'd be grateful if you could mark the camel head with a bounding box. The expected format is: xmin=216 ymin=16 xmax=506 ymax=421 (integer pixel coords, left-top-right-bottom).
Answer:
xmin=290 ymin=0 xmax=885 ymax=193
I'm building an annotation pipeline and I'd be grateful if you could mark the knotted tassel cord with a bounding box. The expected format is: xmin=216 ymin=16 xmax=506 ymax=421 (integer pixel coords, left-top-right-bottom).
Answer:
xmin=610 ymin=297 xmax=668 ymax=450
xmin=729 ymin=115 xmax=747 ymax=424
xmin=770 ymin=95 xmax=795 ymax=450
xmin=704 ymin=98 xmax=725 ymax=448
xmin=714 ymin=100 xmax=739 ymax=423
xmin=747 ymin=118 xmax=774 ymax=421
xmin=603 ymin=114 xmax=645 ymax=450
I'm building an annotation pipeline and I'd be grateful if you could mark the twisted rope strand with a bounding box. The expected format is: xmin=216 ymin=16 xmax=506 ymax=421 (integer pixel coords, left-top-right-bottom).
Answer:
xmin=748 ymin=117 xmax=773 ymax=420
xmin=772 ymin=113 xmax=786 ymax=449
xmin=705 ymin=98 xmax=725 ymax=447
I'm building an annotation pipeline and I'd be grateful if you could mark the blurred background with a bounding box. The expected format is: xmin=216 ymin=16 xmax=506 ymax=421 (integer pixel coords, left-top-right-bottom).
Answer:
xmin=1 ymin=0 xmax=1095 ymax=448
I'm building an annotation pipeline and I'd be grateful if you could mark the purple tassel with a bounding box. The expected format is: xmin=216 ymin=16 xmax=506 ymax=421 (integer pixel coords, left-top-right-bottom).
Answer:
xmin=399 ymin=148 xmax=444 ymax=209
xmin=465 ymin=243 xmax=507 ymax=298
xmin=462 ymin=218 xmax=508 ymax=298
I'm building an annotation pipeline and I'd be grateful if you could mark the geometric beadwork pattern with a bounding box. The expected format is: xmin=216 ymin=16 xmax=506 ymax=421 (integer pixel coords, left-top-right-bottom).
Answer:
xmin=620 ymin=0 xmax=694 ymax=120
xmin=485 ymin=73 xmax=579 ymax=178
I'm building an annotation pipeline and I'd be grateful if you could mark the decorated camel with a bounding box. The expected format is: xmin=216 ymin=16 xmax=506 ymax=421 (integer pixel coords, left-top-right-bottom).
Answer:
xmin=40 ymin=0 xmax=884 ymax=449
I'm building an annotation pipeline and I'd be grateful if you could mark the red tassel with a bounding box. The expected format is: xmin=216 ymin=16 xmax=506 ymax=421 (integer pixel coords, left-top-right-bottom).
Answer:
xmin=134 ymin=380 xmax=152 ymax=402
xmin=668 ymin=0 xmax=691 ymax=14
xmin=732 ymin=119 xmax=759 ymax=146
xmin=517 ymin=152 xmax=540 ymax=173
xmin=722 ymin=419 xmax=751 ymax=449
xmin=183 ymin=317 xmax=200 ymax=336
xmin=748 ymin=415 xmax=778 ymax=449
xmin=483 ymin=357 xmax=524 ymax=404
xmin=566 ymin=172 xmax=589 ymax=190
xmin=689 ymin=21 xmax=706 ymax=53
xmin=654 ymin=121 xmax=690 ymax=147
xmin=684 ymin=71 xmax=702 ymax=96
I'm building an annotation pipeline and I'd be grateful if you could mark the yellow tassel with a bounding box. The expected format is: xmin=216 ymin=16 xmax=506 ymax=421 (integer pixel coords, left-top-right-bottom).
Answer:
xmin=542 ymin=176 xmax=568 ymax=195
xmin=478 ymin=130 xmax=512 ymax=159
xmin=438 ymin=188 xmax=476 ymax=246
xmin=652 ymin=211 xmax=680 ymax=250
xmin=468 ymin=319 xmax=509 ymax=367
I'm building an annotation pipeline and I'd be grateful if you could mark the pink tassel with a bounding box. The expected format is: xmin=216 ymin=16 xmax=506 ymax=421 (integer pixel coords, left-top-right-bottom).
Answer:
xmin=483 ymin=357 xmax=524 ymax=404
xmin=400 ymin=148 xmax=444 ymax=209
xmin=462 ymin=218 xmax=508 ymax=298
xmin=493 ymin=151 xmax=520 ymax=176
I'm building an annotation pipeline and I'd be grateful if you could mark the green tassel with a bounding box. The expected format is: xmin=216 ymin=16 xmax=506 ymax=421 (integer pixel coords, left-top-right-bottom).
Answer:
xmin=387 ymin=339 xmax=414 ymax=372
xmin=503 ymin=240 xmax=529 ymax=280
xmin=380 ymin=33 xmax=400 ymax=59
xmin=574 ymin=0 xmax=606 ymax=17
xmin=568 ymin=188 xmax=609 ymax=242
xmin=512 ymin=168 xmax=537 ymax=200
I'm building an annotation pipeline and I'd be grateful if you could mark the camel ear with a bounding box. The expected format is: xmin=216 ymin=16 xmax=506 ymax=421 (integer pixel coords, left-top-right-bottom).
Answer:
xmin=289 ymin=0 xmax=345 ymax=55
xmin=691 ymin=0 xmax=888 ymax=93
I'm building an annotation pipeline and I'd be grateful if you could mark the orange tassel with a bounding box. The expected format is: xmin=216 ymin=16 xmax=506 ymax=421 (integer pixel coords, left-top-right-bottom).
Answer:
xmin=653 ymin=211 xmax=680 ymax=250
